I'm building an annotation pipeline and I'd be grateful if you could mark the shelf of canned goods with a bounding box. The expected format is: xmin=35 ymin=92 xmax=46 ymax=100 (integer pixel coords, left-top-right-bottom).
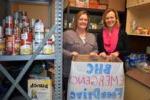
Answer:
xmin=0 ymin=0 xmax=63 ymax=100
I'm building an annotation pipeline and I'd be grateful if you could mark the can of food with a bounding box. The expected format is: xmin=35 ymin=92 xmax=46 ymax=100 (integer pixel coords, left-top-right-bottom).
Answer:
xmin=43 ymin=39 xmax=53 ymax=55
xmin=20 ymin=27 xmax=32 ymax=55
xmin=14 ymin=26 xmax=21 ymax=39
xmin=5 ymin=27 xmax=13 ymax=36
xmin=5 ymin=35 xmax=15 ymax=55
xmin=5 ymin=35 xmax=20 ymax=55
xmin=5 ymin=16 xmax=13 ymax=28
xmin=0 ymin=26 xmax=3 ymax=38
xmin=34 ymin=32 xmax=44 ymax=42
xmin=33 ymin=20 xmax=44 ymax=54
xmin=43 ymin=29 xmax=55 ymax=54
xmin=32 ymin=40 xmax=43 ymax=54
xmin=0 ymin=38 xmax=5 ymax=55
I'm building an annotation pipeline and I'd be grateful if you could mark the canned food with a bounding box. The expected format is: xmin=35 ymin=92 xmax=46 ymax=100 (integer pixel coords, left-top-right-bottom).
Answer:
xmin=5 ymin=27 xmax=13 ymax=36
xmin=33 ymin=40 xmax=43 ymax=54
xmin=20 ymin=27 xmax=32 ymax=55
xmin=5 ymin=35 xmax=20 ymax=55
xmin=34 ymin=19 xmax=44 ymax=32
xmin=0 ymin=38 xmax=5 ymax=55
xmin=5 ymin=16 xmax=13 ymax=28
xmin=34 ymin=32 xmax=44 ymax=42
xmin=43 ymin=39 xmax=54 ymax=55
xmin=0 ymin=26 xmax=3 ymax=38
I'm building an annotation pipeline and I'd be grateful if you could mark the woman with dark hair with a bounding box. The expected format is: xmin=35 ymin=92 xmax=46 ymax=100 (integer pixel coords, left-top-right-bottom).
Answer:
xmin=97 ymin=8 xmax=129 ymax=61
xmin=63 ymin=10 xmax=98 ymax=99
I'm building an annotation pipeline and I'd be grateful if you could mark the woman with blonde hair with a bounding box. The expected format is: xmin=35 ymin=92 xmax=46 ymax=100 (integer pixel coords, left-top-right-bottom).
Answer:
xmin=97 ymin=8 xmax=129 ymax=61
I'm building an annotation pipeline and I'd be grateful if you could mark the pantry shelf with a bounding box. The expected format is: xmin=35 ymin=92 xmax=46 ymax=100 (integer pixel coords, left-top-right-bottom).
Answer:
xmin=9 ymin=0 xmax=49 ymax=5
xmin=64 ymin=6 xmax=105 ymax=15
xmin=0 ymin=54 xmax=55 ymax=61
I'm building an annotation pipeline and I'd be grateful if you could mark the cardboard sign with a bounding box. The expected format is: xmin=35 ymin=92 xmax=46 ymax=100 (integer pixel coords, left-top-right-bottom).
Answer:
xmin=28 ymin=79 xmax=52 ymax=100
xmin=68 ymin=55 xmax=124 ymax=100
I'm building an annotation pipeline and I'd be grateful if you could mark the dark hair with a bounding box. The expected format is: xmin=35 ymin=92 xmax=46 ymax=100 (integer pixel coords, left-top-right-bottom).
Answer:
xmin=102 ymin=8 xmax=120 ymax=27
xmin=72 ymin=10 xmax=89 ymax=31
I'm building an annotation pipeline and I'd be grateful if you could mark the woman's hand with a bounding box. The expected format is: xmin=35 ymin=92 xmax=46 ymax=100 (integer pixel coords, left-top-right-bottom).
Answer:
xmin=110 ymin=51 xmax=119 ymax=57
xmin=107 ymin=51 xmax=119 ymax=61
xmin=89 ymin=52 xmax=98 ymax=60
xmin=71 ymin=51 xmax=79 ymax=57
xmin=89 ymin=52 xmax=98 ymax=56
xmin=99 ymin=52 xmax=107 ymax=58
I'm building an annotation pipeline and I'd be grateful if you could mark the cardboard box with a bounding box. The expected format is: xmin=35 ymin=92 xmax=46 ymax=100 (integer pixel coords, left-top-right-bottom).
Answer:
xmin=89 ymin=0 xmax=99 ymax=9
xmin=72 ymin=54 xmax=122 ymax=62
xmin=28 ymin=79 xmax=52 ymax=100
xmin=69 ymin=0 xmax=76 ymax=7
xmin=76 ymin=0 xmax=89 ymax=8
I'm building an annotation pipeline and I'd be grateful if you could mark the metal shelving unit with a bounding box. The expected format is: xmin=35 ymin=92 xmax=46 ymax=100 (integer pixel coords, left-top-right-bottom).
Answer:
xmin=54 ymin=0 xmax=63 ymax=100
xmin=0 ymin=0 xmax=63 ymax=100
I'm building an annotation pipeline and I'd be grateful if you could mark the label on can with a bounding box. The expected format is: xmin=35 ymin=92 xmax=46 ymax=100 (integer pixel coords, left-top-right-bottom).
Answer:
xmin=21 ymin=32 xmax=28 ymax=40
xmin=5 ymin=28 xmax=13 ymax=36
xmin=35 ymin=32 xmax=44 ymax=42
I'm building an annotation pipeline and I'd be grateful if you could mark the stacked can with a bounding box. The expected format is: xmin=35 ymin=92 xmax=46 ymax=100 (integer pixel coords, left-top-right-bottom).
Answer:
xmin=4 ymin=16 xmax=16 ymax=55
xmin=0 ymin=26 xmax=5 ymax=55
xmin=5 ymin=16 xmax=13 ymax=36
xmin=4 ymin=14 xmax=22 ymax=55
xmin=33 ymin=19 xmax=44 ymax=54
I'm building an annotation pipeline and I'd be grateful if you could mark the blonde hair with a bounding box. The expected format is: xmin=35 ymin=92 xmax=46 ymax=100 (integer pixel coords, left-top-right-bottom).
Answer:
xmin=102 ymin=8 xmax=120 ymax=27
xmin=72 ymin=10 xmax=89 ymax=31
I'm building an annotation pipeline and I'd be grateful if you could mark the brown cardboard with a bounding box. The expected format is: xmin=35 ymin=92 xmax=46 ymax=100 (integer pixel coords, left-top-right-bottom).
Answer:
xmin=72 ymin=54 xmax=122 ymax=62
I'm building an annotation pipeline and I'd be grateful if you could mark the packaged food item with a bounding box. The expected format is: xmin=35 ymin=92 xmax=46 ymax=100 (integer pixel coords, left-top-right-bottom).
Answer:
xmin=20 ymin=27 xmax=33 ymax=55
xmin=76 ymin=0 xmax=89 ymax=8
xmin=33 ymin=19 xmax=44 ymax=54
xmin=5 ymin=35 xmax=15 ymax=55
xmin=0 ymin=38 xmax=5 ymax=55
xmin=5 ymin=16 xmax=13 ymax=36
xmin=89 ymin=0 xmax=99 ymax=8
xmin=43 ymin=29 xmax=55 ymax=55
xmin=69 ymin=0 xmax=76 ymax=7
xmin=0 ymin=26 xmax=4 ymax=38
xmin=28 ymin=79 xmax=52 ymax=100
xmin=43 ymin=39 xmax=53 ymax=55
xmin=141 ymin=29 xmax=148 ymax=34
xmin=135 ymin=26 xmax=143 ymax=34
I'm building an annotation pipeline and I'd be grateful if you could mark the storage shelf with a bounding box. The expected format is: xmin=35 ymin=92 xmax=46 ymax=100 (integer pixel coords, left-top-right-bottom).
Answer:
xmin=9 ymin=0 xmax=49 ymax=5
xmin=0 ymin=54 xmax=55 ymax=61
xmin=64 ymin=6 xmax=105 ymax=15
xmin=1 ymin=0 xmax=63 ymax=99
xmin=127 ymin=1 xmax=150 ymax=8
xmin=127 ymin=34 xmax=150 ymax=37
